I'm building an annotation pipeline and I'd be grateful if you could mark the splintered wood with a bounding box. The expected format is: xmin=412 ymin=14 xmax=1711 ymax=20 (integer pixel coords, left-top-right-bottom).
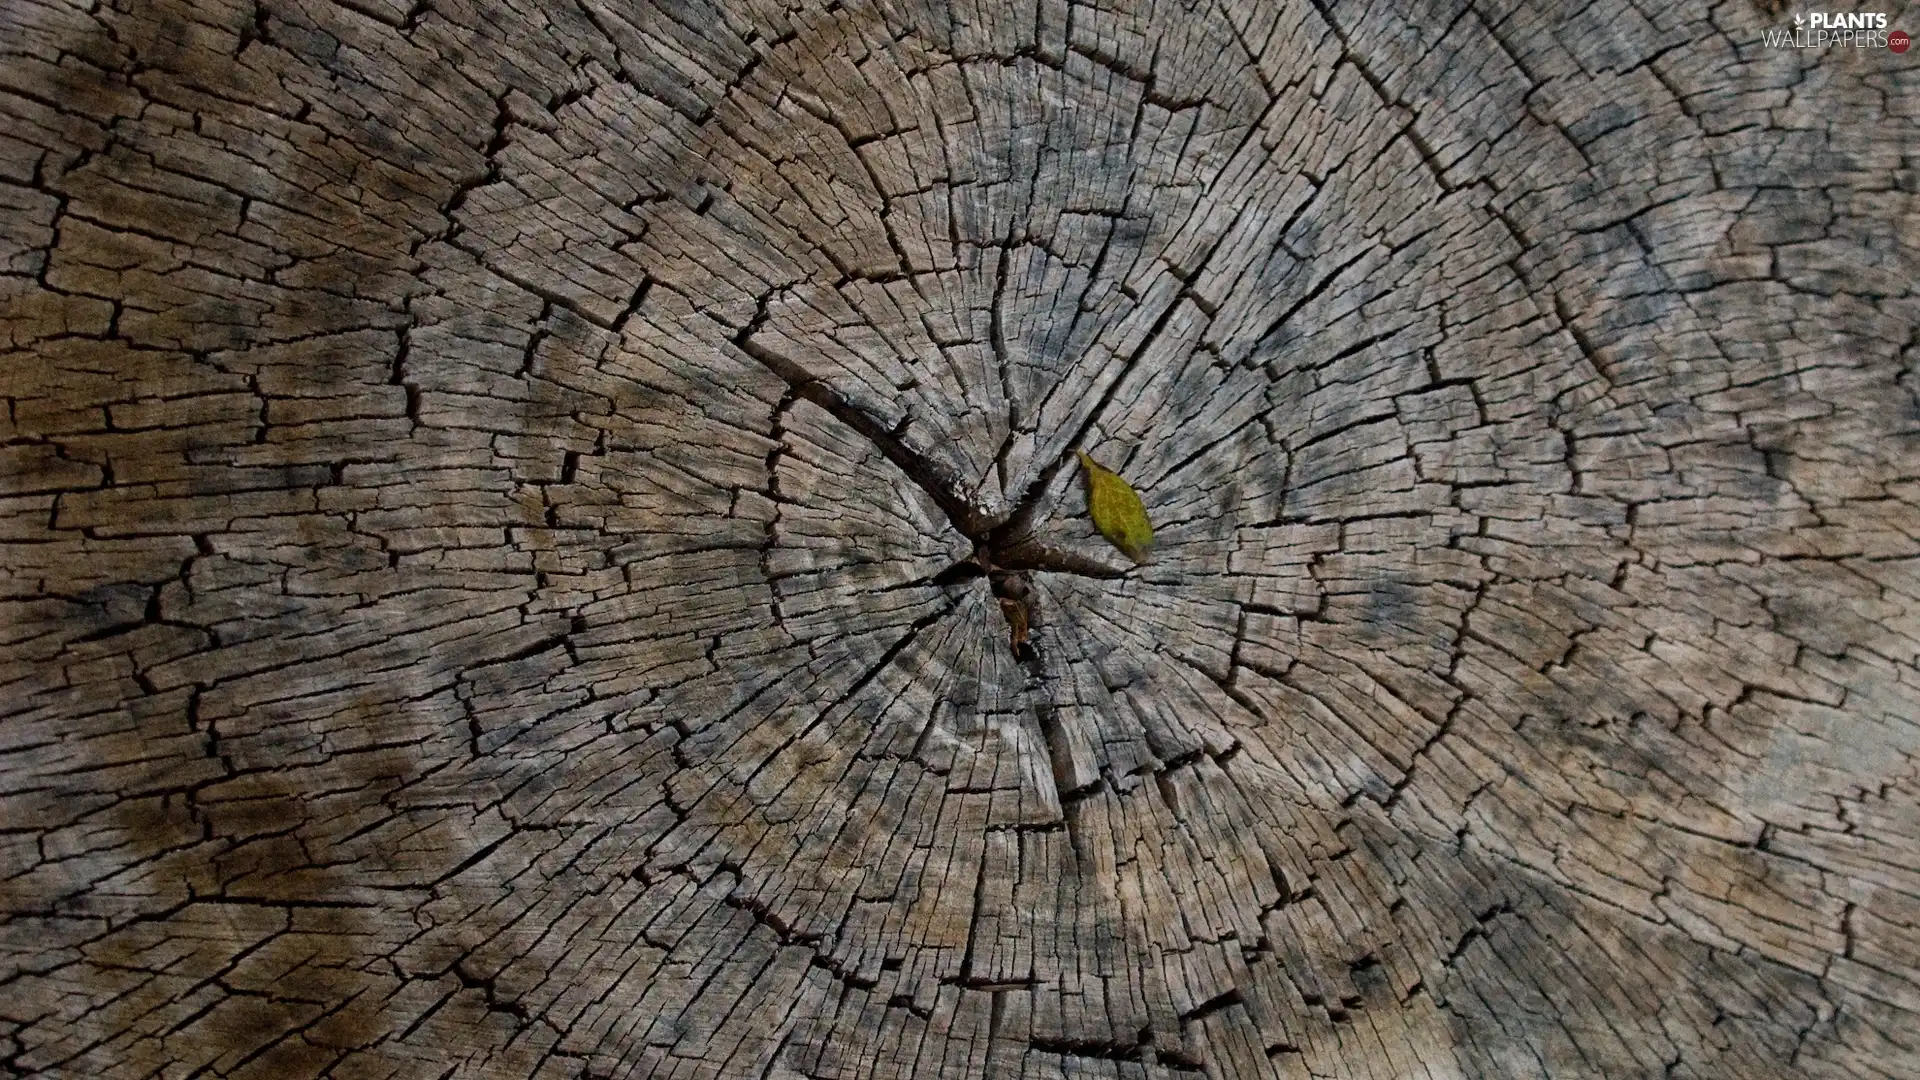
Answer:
xmin=2 ymin=0 xmax=1916 ymax=1077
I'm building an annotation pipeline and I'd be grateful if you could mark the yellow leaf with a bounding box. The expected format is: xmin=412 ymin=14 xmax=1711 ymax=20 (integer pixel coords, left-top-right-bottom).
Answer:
xmin=1076 ymin=450 xmax=1154 ymax=564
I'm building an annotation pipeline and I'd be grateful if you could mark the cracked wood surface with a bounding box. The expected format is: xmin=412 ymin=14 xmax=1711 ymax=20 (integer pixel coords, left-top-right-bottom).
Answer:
xmin=3 ymin=0 xmax=1918 ymax=1076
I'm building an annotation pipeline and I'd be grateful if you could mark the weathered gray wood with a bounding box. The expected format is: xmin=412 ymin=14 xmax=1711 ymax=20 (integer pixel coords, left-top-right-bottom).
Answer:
xmin=3 ymin=0 xmax=1917 ymax=1076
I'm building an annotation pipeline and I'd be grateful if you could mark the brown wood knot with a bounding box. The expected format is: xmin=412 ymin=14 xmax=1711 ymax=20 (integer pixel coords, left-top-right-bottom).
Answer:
xmin=990 ymin=569 xmax=1035 ymax=662
xmin=929 ymin=547 xmax=1042 ymax=659
xmin=923 ymin=446 xmax=1141 ymax=658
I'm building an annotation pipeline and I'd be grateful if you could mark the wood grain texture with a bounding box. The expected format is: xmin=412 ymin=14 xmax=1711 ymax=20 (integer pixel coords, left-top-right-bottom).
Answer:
xmin=3 ymin=0 xmax=1917 ymax=1076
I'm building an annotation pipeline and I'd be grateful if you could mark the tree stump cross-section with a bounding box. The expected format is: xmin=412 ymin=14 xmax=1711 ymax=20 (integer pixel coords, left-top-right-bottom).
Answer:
xmin=2 ymin=0 xmax=1917 ymax=1077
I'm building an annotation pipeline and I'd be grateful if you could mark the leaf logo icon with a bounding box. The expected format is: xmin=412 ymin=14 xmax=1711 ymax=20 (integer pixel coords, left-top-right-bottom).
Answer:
xmin=1793 ymin=12 xmax=1804 ymax=25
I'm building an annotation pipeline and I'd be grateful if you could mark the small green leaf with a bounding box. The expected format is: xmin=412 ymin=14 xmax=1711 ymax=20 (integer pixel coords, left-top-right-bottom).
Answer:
xmin=1076 ymin=450 xmax=1154 ymax=564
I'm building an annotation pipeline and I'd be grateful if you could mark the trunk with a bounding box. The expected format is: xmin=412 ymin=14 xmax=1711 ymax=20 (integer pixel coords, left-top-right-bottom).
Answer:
xmin=3 ymin=0 xmax=1916 ymax=1076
